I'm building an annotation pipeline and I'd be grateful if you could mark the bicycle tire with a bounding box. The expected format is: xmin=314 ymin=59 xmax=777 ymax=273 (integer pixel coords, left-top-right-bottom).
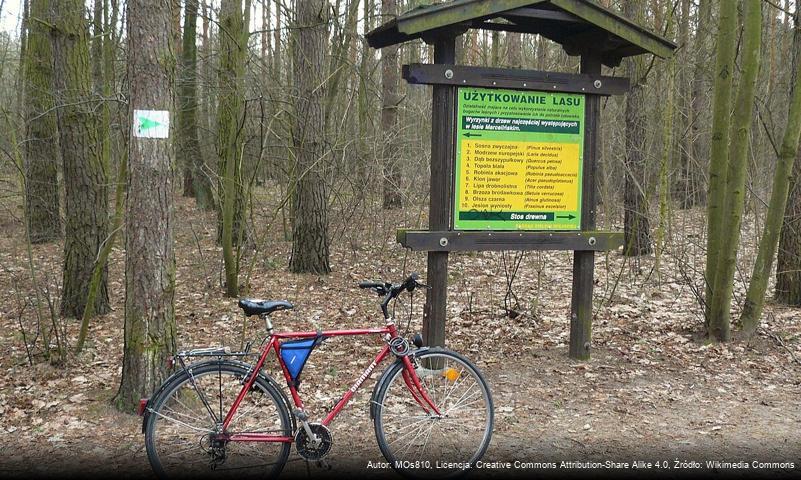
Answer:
xmin=144 ymin=360 xmax=292 ymax=479
xmin=373 ymin=348 xmax=494 ymax=479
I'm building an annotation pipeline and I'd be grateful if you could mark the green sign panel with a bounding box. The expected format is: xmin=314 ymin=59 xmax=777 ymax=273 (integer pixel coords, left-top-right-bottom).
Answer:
xmin=453 ymin=87 xmax=585 ymax=231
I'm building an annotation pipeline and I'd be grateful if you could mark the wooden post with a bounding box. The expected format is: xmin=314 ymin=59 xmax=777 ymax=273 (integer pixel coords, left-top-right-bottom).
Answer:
xmin=423 ymin=35 xmax=456 ymax=348
xmin=569 ymin=52 xmax=601 ymax=360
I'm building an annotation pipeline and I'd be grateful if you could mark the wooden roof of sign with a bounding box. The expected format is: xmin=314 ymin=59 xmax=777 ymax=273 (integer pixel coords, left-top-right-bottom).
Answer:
xmin=366 ymin=0 xmax=676 ymax=67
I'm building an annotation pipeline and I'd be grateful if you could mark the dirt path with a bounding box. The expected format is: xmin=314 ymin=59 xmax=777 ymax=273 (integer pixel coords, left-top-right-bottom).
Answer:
xmin=2 ymin=199 xmax=800 ymax=478
xmin=2 ymin=344 xmax=799 ymax=479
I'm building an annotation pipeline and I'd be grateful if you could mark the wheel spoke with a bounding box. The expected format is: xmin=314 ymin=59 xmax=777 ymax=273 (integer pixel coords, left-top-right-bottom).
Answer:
xmin=446 ymin=386 xmax=482 ymax=413
xmin=149 ymin=407 xmax=215 ymax=434
xmin=145 ymin=363 xmax=291 ymax=479
xmin=386 ymin=417 xmax=435 ymax=445
xmin=396 ymin=421 xmax=437 ymax=458
xmin=374 ymin=352 xmax=493 ymax=479
xmin=160 ymin=402 xmax=213 ymax=427
xmin=437 ymin=366 xmax=470 ymax=410
xmin=159 ymin=444 xmax=203 ymax=460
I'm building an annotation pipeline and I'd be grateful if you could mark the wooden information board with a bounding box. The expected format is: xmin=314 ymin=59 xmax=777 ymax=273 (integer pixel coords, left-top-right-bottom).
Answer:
xmin=454 ymin=87 xmax=585 ymax=231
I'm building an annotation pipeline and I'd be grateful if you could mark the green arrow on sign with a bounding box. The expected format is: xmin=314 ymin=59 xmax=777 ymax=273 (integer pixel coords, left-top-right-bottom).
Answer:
xmin=556 ymin=214 xmax=576 ymax=220
xmin=139 ymin=117 xmax=162 ymax=131
xmin=463 ymin=132 xmax=482 ymax=137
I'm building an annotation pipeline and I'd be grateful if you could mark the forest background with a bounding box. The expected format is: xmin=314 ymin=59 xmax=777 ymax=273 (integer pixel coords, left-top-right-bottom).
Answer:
xmin=0 ymin=0 xmax=800 ymax=476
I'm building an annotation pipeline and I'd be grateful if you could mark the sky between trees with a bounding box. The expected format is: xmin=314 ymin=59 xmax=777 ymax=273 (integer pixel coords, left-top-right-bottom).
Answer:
xmin=0 ymin=0 xmax=382 ymax=38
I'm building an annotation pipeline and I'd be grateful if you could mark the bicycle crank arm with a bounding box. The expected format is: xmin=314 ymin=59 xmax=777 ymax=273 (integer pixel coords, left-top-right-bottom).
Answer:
xmin=293 ymin=409 xmax=320 ymax=445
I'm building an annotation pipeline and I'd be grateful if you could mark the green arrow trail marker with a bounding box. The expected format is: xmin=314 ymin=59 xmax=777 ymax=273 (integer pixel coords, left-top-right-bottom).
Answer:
xmin=133 ymin=109 xmax=170 ymax=139
xmin=139 ymin=117 xmax=162 ymax=131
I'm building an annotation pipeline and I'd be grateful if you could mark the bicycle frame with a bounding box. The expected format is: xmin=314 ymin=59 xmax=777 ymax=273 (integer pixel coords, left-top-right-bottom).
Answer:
xmin=217 ymin=320 xmax=442 ymax=444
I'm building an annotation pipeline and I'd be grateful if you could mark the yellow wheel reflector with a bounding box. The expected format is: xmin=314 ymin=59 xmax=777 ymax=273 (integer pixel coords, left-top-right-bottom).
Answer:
xmin=442 ymin=368 xmax=460 ymax=382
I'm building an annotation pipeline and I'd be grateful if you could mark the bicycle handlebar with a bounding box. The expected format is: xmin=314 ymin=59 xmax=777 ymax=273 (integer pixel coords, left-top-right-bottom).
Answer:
xmin=358 ymin=273 xmax=428 ymax=318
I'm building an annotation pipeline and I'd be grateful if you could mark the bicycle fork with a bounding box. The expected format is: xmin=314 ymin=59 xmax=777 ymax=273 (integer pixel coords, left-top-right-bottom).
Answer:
xmin=401 ymin=355 xmax=443 ymax=417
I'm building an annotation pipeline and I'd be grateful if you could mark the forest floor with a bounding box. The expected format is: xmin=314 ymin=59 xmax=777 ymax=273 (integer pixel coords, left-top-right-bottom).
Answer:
xmin=1 ymin=195 xmax=800 ymax=479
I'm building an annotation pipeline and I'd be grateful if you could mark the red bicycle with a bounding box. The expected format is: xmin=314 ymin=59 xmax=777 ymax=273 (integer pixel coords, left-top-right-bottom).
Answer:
xmin=140 ymin=273 xmax=494 ymax=478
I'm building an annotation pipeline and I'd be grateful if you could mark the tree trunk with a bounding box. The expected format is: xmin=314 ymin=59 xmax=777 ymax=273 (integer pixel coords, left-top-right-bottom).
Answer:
xmin=776 ymin=11 xmax=801 ymax=307
xmin=116 ymin=0 xmax=177 ymax=412
xmin=536 ymin=34 xmax=548 ymax=70
xmin=95 ymin=0 xmax=111 ymax=191
xmin=491 ymin=31 xmax=499 ymax=67
xmin=91 ymin=0 xmax=103 ymax=92
xmin=75 ymin=0 xmax=120 ymax=349
xmin=708 ymin=0 xmax=763 ymax=341
xmin=506 ymin=32 xmax=522 ymax=68
xmin=468 ymin=29 xmax=478 ymax=65
xmin=175 ymin=0 xmax=194 ymax=199
xmin=178 ymin=0 xmax=212 ymax=209
xmin=766 ymin=0 xmax=777 ymax=94
xmin=741 ymin=21 xmax=801 ymax=334
xmin=106 ymin=0 xmax=118 ymax=153
xmin=623 ymin=80 xmax=652 ymax=256
xmin=16 ymin=0 xmax=29 ymax=115
xmin=704 ymin=0 xmax=738 ymax=328
xmin=77 ymin=138 xmax=127 ymax=353
xmin=200 ymin=1 xmax=212 ymax=135
xmin=656 ymin=39 xmax=676 ymax=272
xmin=273 ymin=0 xmax=281 ymax=80
xmin=651 ymin=0 xmax=663 ymax=32
xmin=324 ymin=0 xmax=360 ymax=133
xmin=776 ymin=147 xmax=801 ymax=306
xmin=52 ymin=0 xmax=110 ymax=319
xmin=686 ymin=0 xmax=711 ymax=208
xmin=622 ymin=0 xmax=651 ymax=256
xmin=262 ymin=0 xmax=270 ymax=63
xmin=357 ymin=0 xmax=372 ymax=186
xmin=218 ymin=0 xmax=248 ymax=296
xmin=783 ymin=0 xmax=792 ymax=57
xmin=23 ymin=0 xmax=61 ymax=244
xmin=290 ymin=0 xmax=330 ymax=274
xmin=381 ymin=0 xmax=402 ymax=210
xmin=171 ymin=0 xmax=182 ymax=56
xmin=179 ymin=2 xmax=194 ymax=200
xmin=672 ymin=0 xmax=694 ymax=208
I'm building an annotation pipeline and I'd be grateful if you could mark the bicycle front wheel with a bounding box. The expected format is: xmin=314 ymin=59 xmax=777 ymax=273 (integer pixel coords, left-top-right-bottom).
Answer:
xmin=373 ymin=348 xmax=494 ymax=478
xmin=144 ymin=360 xmax=292 ymax=479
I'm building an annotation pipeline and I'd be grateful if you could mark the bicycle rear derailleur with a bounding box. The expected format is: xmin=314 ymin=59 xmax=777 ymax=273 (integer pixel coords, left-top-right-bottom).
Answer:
xmin=295 ymin=423 xmax=332 ymax=461
xmin=201 ymin=432 xmax=228 ymax=469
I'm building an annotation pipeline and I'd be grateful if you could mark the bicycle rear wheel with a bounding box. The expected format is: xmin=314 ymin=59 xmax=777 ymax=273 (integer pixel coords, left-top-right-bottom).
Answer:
xmin=144 ymin=360 xmax=292 ymax=479
xmin=373 ymin=348 xmax=494 ymax=478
